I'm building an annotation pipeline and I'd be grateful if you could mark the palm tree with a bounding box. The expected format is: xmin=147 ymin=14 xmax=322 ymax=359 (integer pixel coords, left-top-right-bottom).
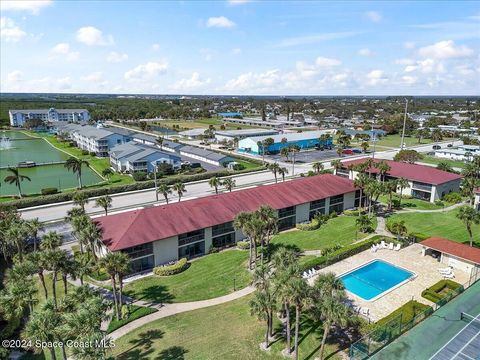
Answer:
xmin=101 ymin=168 xmax=114 ymax=182
xmin=289 ymin=144 xmax=300 ymax=176
xmin=278 ymin=167 xmax=288 ymax=182
xmin=40 ymin=231 xmax=63 ymax=251
xmin=44 ymin=249 xmax=67 ymax=309
xmin=234 ymin=211 xmax=256 ymax=269
xmin=312 ymin=161 xmax=324 ymax=174
xmin=6 ymin=222 xmax=28 ymax=261
xmin=157 ymin=183 xmax=172 ymax=203
xmin=354 ymin=173 xmax=370 ymax=208
xmin=385 ymin=180 xmax=399 ymax=211
xmin=222 ymin=178 xmax=236 ymax=192
xmin=336 ymin=147 xmax=343 ymax=157
xmin=280 ymin=146 xmax=290 ymax=162
xmin=375 ymin=160 xmax=391 ymax=182
xmin=356 ymin=214 xmax=373 ymax=233
xmin=172 ymin=181 xmax=186 ymax=202
xmin=250 ymin=290 xmax=273 ymax=349
xmin=95 ymin=195 xmax=112 ymax=215
xmin=3 ymin=167 xmax=31 ymax=198
xmin=23 ymin=303 xmax=62 ymax=360
xmin=361 ymin=141 xmax=369 ymax=153
xmin=396 ymin=178 xmax=409 ymax=208
xmin=316 ymin=298 xmax=350 ymax=360
xmin=59 ymin=254 xmax=76 ymax=295
xmin=290 ymin=277 xmax=310 ymax=360
xmin=100 ymin=252 xmax=130 ymax=320
xmin=0 ymin=278 xmax=38 ymax=320
xmin=390 ymin=220 xmax=408 ymax=241
xmin=208 ymin=176 xmax=222 ymax=194
xmin=25 ymin=218 xmax=43 ymax=251
xmin=26 ymin=251 xmax=49 ymax=299
xmin=256 ymin=205 xmax=278 ymax=262
xmin=79 ymin=221 xmax=102 ymax=261
xmin=456 ymin=206 xmax=480 ymax=247
xmin=330 ymin=159 xmax=342 ymax=173
xmin=64 ymin=157 xmax=90 ymax=188
xmin=156 ymin=136 xmax=164 ymax=150
xmin=72 ymin=191 xmax=89 ymax=212
xmin=74 ymin=252 xmax=93 ymax=286
xmin=268 ymin=162 xmax=281 ymax=183
xmin=431 ymin=128 xmax=443 ymax=142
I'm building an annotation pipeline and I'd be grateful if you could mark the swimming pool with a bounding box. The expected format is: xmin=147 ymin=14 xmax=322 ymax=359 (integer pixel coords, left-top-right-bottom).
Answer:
xmin=340 ymin=260 xmax=415 ymax=301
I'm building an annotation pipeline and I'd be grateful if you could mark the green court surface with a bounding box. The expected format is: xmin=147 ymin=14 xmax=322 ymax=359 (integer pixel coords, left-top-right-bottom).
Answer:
xmin=371 ymin=280 xmax=480 ymax=360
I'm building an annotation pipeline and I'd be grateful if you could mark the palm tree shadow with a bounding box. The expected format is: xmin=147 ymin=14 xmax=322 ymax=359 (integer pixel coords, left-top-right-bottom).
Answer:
xmin=134 ymin=285 xmax=175 ymax=304
xmin=117 ymin=329 xmax=165 ymax=359
xmin=155 ymin=346 xmax=188 ymax=360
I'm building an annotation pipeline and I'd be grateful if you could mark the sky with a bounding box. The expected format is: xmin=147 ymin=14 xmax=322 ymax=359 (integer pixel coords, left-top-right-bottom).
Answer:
xmin=1 ymin=0 xmax=479 ymax=96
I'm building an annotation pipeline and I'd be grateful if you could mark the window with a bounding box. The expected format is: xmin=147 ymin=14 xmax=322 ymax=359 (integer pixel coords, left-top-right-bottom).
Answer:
xmin=122 ymin=243 xmax=153 ymax=259
xmin=212 ymin=233 xmax=236 ymax=248
xmin=178 ymin=241 xmax=205 ymax=259
xmin=310 ymin=199 xmax=326 ymax=211
xmin=329 ymin=194 xmax=344 ymax=214
xmin=129 ymin=255 xmax=154 ymax=273
xmin=278 ymin=206 xmax=295 ymax=218
xmin=330 ymin=194 xmax=344 ymax=205
xmin=354 ymin=190 xmax=367 ymax=208
xmin=278 ymin=216 xmax=296 ymax=231
xmin=178 ymin=229 xmax=205 ymax=246
xmin=212 ymin=222 xmax=234 ymax=237
xmin=412 ymin=181 xmax=432 ymax=192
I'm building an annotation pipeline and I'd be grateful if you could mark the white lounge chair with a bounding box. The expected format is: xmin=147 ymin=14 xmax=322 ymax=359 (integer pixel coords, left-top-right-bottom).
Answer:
xmin=303 ymin=271 xmax=308 ymax=279
xmin=380 ymin=240 xmax=386 ymax=249
xmin=388 ymin=243 xmax=394 ymax=250
xmin=371 ymin=245 xmax=377 ymax=253
xmin=394 ymin=244 xmax=401 ymax=251
xmin=438 ymin=267 xmax=452 ymax=274
xmin=443 ymin=272 xmax=455 ymax=279
xmin=361 ymin=307 xmax=370 ymax=316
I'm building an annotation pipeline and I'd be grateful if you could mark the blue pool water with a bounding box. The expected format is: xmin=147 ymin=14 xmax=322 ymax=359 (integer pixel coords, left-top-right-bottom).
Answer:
xmin=340 ymin=260 xmax=414 ymax=301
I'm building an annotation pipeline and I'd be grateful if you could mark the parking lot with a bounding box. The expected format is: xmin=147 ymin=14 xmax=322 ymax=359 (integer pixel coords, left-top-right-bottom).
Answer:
xmin=267 ymin=148 xmax=352 ymax=163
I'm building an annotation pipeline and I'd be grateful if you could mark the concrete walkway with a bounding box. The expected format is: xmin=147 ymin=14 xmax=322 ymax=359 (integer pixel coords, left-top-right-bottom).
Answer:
xmin=396 ymin=201 xmax=466 ymax=214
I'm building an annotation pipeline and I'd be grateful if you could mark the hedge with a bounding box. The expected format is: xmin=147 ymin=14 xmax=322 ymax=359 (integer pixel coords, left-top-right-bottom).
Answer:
xmin=300 ymin=237 xmax=378 ymax=272
xmin=153 ymin=258 xmax=189 ymax=276
xmin=41 ymin=187 xmax=58 ymax=195
xmin=376 ymin=300 xmax=432 ymax=328
xmin=0 ymin=168 xmax=263 ymax=210
xmin=421 ymin=280 xmax=463 ymax=303
xmin=236 ymin=241 xmax=250 ymax=250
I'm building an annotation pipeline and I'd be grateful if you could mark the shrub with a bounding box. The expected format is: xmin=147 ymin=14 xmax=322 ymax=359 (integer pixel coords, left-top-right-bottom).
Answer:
xmin=89 ymin=151 xmax=97 ymax=156
xmin=236 ymin=241 xmax=250 ymax=250
xmin=153 ymin=258 xmax=189 ymax=276
xmin=421 ymin=280 xmax=463 ymax=303
xmin=132 ymin=171 xmax=147 ymax=181
xmin=344 ymin=209 xmax=362 ymax=216
xmin=208 ymin=246 xmax=220 ymax=254
xmin=376 ymin=300 xmax=432 ymax=328
xmin=408 ymin=232 xmax=429 ymax=242
xmin=41 ymin=187 xmax=58 ymax=195
xmin=434 ymin=200 xmax=445 ymax=207
xmin=81 ymin=150 xmax=89 ymax=155
xmin=231 ymin=163 xmax=245 ymax=171
xmin=442 ymin=192 xmax=463 ymax=204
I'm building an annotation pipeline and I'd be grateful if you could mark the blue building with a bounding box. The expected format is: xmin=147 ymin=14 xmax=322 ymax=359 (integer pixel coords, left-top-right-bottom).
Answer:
xmin=217 ymin=112 xmax=243 ymax=118
xmin=237 ymin=130 xmax=334 ymax=155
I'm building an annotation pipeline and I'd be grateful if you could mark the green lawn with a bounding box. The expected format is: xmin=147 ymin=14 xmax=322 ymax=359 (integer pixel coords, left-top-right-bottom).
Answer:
xmin=378 ymin=194 xmax=451 ymax=211
xmin=123 ymin=250 xmax=251 ymax=303
xmin=272 ymin=215 xmax=376 ymax=251
xmin=109 ymin=295 xmax=342 ymax=360
xmin=418 ymin=156 xmax=466 ymax=169
xmin=107 ymin=305 xmax=158 ymax=334
xmin=373 ymin=134 xmax=435 ymax=148
xmin=386 ymin=209 xmax=480 ymax=246
xmin=235 ymin=159 xmax=262 ymax=170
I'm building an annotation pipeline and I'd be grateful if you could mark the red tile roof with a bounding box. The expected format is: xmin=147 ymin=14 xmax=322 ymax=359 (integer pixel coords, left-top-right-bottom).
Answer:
xmin=340 ymin=159 xmax=462 ymax=185
xmin=97 ymin=174 xmax=357 ymax=251
xmin=420 ymin=237 xmax=480 ymax=265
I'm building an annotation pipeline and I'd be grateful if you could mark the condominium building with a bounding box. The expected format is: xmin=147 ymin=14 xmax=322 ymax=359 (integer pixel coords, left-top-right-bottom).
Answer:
xmin=9 ymin=108 xmax=90 ymax=126
xmin=95 ymin=174 xmax=361 ymax=273
xmin=336 ymin=159 xmax=462 ymax=203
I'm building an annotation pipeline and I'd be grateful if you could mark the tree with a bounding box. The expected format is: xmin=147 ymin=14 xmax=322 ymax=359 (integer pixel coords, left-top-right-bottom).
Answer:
xmin=356 ymin=214 xmax=373 ymax=232
xmin=268 ymin=162 xmax=281 ymax=183
xmin=156 ymin=136 xmax=164 ymax=150
xmin=27 ymin=251 xmax=49 ymax=299
xmin=461 ymin=176 xmax=479 ymax=205
xmin=222 ymin=178 xmax=236 ymax=192
xmin=6 ymin=221 xmax=30 ymax=261
xmin=384 ymin=180 xmax=399 ymax=211
xmin=78 ymin=221 xmax=102 ymax=261
xmin=431 ymin=128 xmax=443 ymax=142
xmin=256 ymin=205 xmax=278 ymax=262
xmin=336 ymin=147 xmax=343 ymax=157
xmin=394 ymin=149 xmax=423 ymax=164
xmin=278 ymin=167 xmax=288 ymax=182
xmin=44 ymin=249 xmax=68 ymax=309
xmin=100 ymin=252 xmax=130 ymax=320
xmin=396 ymin=177 xmax=409 ymax=208
xmin=312 ymin=161 xmax=324 ymax=174
xmin=361 ymin=141 xmax=369 ymax=153
xmin=330 ymin=159 xmax=342 ymax=172
xmin=72 ymin=191 xmax=89 ymax=212
xmin=74 ymin=252 xmax=93 ymax=286
xmin=290 ymin=277 xmax=310 ymax=360
xmin=317 ymin=297 xmax=350 ymax=360
xmin=95 ymin=195 xmax=112 ymax=216
xmin=101 ymin=168 xmax=114 ymax=181
xmin=157 ymin=183 xmax=172 ymax=203
xmin=3 ymin=167 xmax=31 ymax=198
xmin=208 ymin=176 xmax=222 ymax=194
xmin=40 ymin=231 xmax=63 ymax=251
xmin=375 ymin=160 xmax=391 ymax=182
xmin=354 ymin=173 xmax=370 ymax=208
xmin=280 ymin=146 xmax=290 ymax=162
xmin=172 ymin=182 xmax=186 ymax=202
xmin=64 ymin=157 xmax=90 ymax=189
xmin=456 ymin=206 xmax=480 ymax=247
xmin=389 ymin=220 xmax=408 ymax=241
xmin=25 ymin=218 xmax=43 ymax=252
xmin=289 ymin=144 xmax=300 ymax=175
xmin=0 ymin=276 xmax=37 ymax=321
xmin=437 ymin=162 xmax=455 ymax=173
xmin=234 ymin=212 xmax=256 ymax=269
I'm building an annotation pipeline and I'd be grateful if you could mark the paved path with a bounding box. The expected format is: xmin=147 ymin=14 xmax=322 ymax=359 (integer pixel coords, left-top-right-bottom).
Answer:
xmin=396 ymin=201 xmax=466 ymax=214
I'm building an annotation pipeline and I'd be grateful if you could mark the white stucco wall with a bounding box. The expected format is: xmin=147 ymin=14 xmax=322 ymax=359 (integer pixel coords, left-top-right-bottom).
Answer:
xmin=295 ymin=203 xmax=310 ymax=223
xmin=153 ymin=236 xmax=178 ymax=265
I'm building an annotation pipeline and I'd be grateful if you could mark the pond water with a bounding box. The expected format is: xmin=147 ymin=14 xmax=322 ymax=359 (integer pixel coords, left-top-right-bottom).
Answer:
xmin=0 ymin=131 xmax=103 ymax=195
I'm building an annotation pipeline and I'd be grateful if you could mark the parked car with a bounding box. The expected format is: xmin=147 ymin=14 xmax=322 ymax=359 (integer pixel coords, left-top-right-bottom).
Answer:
xmin=447 ymin=144 xmax=453 ymax=147
xmin=342 ymin=149 xmax=354 ymax=155
xmin=432 ymin=145 xmax=441 ymax=150
xmin=352 ymin=149 xmax=362 ymax=154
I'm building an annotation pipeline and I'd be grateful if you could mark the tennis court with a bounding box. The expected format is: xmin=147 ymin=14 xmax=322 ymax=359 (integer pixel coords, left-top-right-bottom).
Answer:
xmin=371 ymin=280 xmax=480 ymax=360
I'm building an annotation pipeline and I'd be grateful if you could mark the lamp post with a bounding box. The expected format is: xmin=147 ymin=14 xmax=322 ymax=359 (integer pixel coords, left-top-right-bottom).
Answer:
xmin=152 ymin=161 xmax=158 ymax=201
xmin=400 ymin=99 xmax=409 ymax=150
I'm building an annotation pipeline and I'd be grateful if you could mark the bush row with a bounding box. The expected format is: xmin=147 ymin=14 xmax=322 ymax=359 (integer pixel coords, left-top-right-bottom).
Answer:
xmin=300 ymin=237 xmax=378 ymax=272
xmin=421 ymin=280 xmax=463 ymax=303
xmin=236 ymin=240 xmax=250 ymax=250
xmin=153 ymin=258 xmax=189 ymax=276
xmin=0 ymin=167 xmax=266 ymax=210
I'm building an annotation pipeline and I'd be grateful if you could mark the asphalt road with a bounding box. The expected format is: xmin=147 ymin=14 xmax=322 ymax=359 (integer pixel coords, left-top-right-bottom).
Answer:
xmin=19 ymin=140 xmax=462 ymax=223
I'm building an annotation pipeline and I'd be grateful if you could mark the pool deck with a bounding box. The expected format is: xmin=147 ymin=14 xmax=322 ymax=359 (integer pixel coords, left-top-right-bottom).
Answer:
xmin=309 ymin=243 xmax=470 ymax=321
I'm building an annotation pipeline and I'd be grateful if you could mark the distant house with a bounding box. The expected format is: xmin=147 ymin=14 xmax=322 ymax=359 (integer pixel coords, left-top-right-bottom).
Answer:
xmin=131 ymin=133 xmax=183 ymax=153
xmin=179 ymin=145 xmax=233 ymax=166
xmin=336 ymin=159 xmax=462 ymax=203
xmin=341 ymin=128 xmax=387 ymax=139
xmin=178 ymin=128 xmax=208 ymax=140
xmin=110 ymin=142 xmax=181 ymax=173
xmin=237 ymin=130 xmax=334 ymax=155
xmin=9 ymin=108 xmax=90 ymax=127
xmin=434 ymin=145 xmax=480 ymax=162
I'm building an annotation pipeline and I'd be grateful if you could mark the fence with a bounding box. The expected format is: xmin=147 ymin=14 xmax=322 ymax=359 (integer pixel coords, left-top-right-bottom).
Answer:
xmin=349 ymin=268 xmax=480 ymax=359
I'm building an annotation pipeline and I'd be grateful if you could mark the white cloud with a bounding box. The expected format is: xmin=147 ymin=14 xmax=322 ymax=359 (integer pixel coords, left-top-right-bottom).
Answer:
xmin=274 ymin=31 xmax=361 ymax=48
xmin=418 ymin=40 xmax=473 ymax=59
xmin=50 ymin=43 xmax=80 ymax=61
xmin=366 ymin=69 xmax=388 ymax=85
xmin=401 ymin=75 xmax=418 ymax=85
xmin=366 ymin=11 xmax=382 ymax=23
xmin=124 ymin=61 xmax=168 ymax=80
xmin=0 ymin=0 xmax=52 ymax=14
xmin=170 ymin=72 xmax=211 ymax=90
xmin=76 ymin=26 xmax=114 ymax=46
xmin=151 ymin=43 xmax=160 ymax=51
xmin=394 ymin=58 xmax=415 ymax=65
xmin=107 ymin=51 xmax=128 ymax=63
xmin=358 ymin=48 xmax=373 ymax=56
xmin=404 ymin=58 xmax=446 ymax=74
xmin=206 ymin=16 xmax=236 ymax=28
xmin=1 ymin=17 xmax=26 ymax=42
xmin=315 ymin=56 xmax=341 ymax=67
xmin=227 ymin=0 xmax=251 ymax=5
xmin=231 ymin=48 xmax=242 ymax=55
xmin=404 ymin=41 xmax=416 ymax=49
xmin=81 ymin=72 xmax=103 ymax=82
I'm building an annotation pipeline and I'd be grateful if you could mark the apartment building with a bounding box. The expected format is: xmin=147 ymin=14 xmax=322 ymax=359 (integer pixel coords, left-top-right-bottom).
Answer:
xmin=9 ymin=108 xmax=90 ymax=126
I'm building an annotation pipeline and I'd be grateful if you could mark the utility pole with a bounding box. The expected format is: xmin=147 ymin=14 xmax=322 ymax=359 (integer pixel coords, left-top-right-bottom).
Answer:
xmin=152 ymin=161 xmax=159 ymax=201
xmin=400 ymin=99 xmax=409 ymax=150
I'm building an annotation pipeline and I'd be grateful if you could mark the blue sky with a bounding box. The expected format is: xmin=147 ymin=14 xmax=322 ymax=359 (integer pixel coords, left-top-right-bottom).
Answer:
xmin=1 ymin=0 xmax=479 ymax=95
